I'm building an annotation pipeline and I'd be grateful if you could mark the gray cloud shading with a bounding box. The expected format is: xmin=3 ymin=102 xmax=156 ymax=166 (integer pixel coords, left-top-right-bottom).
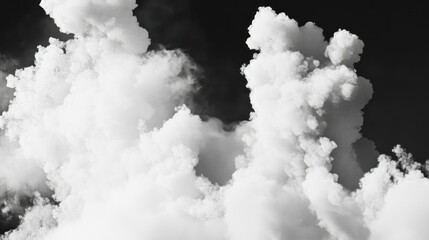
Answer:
xmin=0 ymin=56 xmax=17 ymax=113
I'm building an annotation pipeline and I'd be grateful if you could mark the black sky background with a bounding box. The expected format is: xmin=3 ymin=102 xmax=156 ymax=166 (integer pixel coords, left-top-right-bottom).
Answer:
xmin=1 ymin=0 xmax=429 ymax=164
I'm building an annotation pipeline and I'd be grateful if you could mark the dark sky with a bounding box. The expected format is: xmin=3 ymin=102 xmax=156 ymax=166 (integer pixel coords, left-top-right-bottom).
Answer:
xmin=1 ymin=1 xmax=429 ymax=163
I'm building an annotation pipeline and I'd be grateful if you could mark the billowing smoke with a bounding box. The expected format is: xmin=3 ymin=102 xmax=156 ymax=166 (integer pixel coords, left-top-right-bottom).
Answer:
xmin=1 ymin=1 xmax=428 ymax=240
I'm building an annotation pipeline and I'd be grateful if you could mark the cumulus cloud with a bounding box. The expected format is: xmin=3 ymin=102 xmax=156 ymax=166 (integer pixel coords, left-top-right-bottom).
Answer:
xmin=0 ymin=2 xmax=428 ymax=240
xmin=246 ymin=7 xmax=327 ymax=59
xmin=325 ymin=29 xmax=364 ymax=66
xmin=40 ymin=0 xmax=150 ymax=54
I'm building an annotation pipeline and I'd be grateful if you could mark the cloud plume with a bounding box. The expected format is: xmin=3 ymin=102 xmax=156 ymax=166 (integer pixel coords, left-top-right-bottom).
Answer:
xmin=0 ymin=2 xmax=428 ymax=240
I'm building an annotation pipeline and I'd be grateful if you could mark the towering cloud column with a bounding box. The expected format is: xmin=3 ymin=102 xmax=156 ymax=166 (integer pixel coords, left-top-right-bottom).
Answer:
xmin=1 ymin=0 xmax=221 ymax=239
xmin=224 ymin=7 xmax=371 ymax=239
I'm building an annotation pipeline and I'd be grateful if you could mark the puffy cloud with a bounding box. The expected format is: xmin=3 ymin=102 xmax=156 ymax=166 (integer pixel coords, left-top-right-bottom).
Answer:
xmin=325 ymin=29 xmax=364 ymax=66
xmin=246 ymin=7 xmax=327 ymax=59
xmin=40 ymin=0 xmax=150 ymax=54
xmin=369 ymin=178 xmax=429 ymax=240
xmin=1 ymin=2 xmax=428 ymax=240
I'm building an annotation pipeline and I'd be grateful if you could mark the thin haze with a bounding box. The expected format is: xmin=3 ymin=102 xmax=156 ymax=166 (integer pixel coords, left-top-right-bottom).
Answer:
xmin=0 ymin=1 xmax=428 ymax=240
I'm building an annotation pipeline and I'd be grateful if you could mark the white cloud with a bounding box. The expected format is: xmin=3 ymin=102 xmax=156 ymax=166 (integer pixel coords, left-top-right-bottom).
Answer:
xmin=1 ymin=2 xmax=428 ymax=240
xmin=325 ymin=29 xmax=364 ymax=66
